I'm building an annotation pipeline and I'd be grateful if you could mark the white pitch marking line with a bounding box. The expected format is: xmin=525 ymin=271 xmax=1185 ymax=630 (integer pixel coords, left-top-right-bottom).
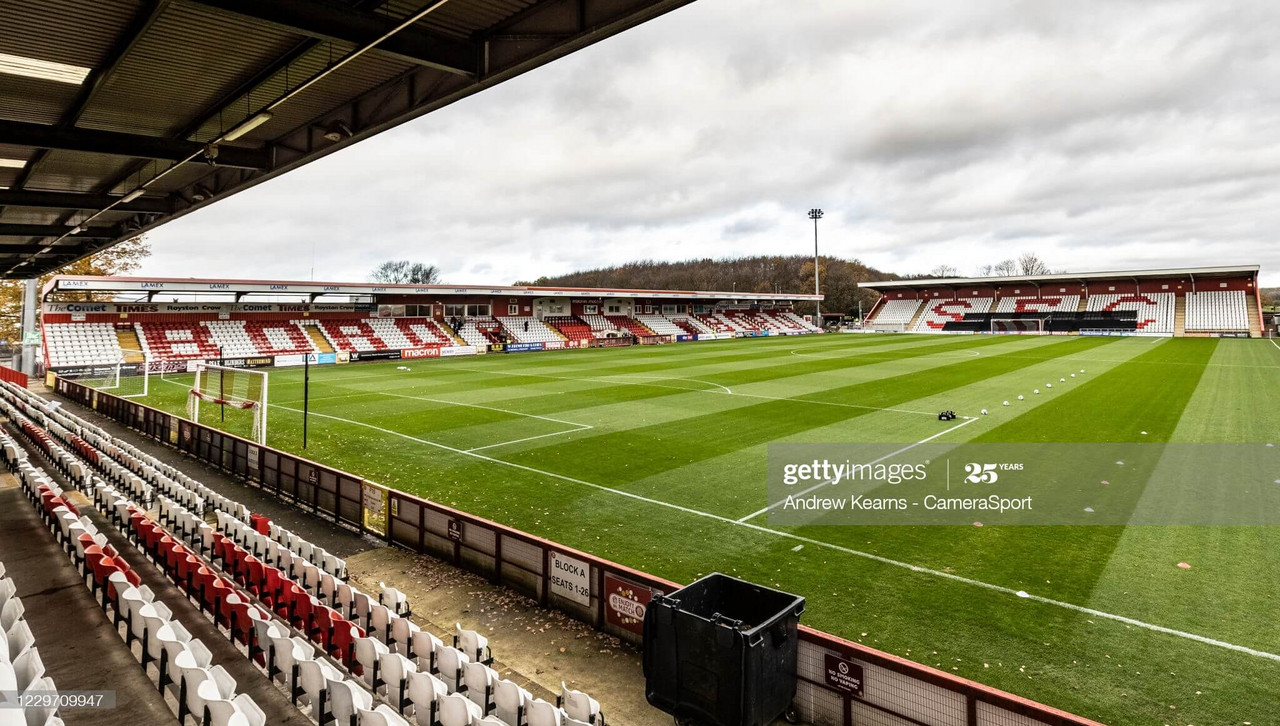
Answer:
xmin=265 ymin=400 xmax=1280 ymax=665
xmin=376 ymin=391 xmax=591 ymax=429
xmin=1270 ymin=337 xmax=1280 ymax=352
xmin=605 ymin=374 xmax=732 ymax=394
xmin=735 ymin=416 xmax=980 ymax=523
xmin=465 ymin=426 xmax=591 ymax=452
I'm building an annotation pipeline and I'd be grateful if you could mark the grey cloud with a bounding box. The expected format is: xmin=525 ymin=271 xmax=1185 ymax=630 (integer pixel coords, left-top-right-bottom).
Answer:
xmin=141 ymin=0 xmax=1280 ymax=287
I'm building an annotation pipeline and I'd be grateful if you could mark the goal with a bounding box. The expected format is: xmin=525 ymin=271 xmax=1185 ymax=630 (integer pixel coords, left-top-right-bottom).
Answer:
xmin=990 ymin=318 xmax=1047 ymax=335
xmin=80 ymin=349 xmax=151 ymax=399
xmin=186 ymin=362 xmax=268 ymax=445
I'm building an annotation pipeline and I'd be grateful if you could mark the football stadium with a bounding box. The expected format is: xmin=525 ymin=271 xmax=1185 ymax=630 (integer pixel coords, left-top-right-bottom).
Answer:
xmin=2 ymin=3 xmax=1280 ymax=726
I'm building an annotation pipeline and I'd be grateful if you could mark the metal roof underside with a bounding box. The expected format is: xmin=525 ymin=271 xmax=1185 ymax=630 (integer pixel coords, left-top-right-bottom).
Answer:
xmin=0 ymin=0 xmax=695 ymax=277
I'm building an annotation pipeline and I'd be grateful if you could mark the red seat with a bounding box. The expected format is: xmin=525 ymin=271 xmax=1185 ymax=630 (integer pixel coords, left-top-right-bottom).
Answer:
xmin=250 ymin=513 xmax=271 ymax=535
xmin=228 ymin=600 xmax=260 ymax=646
xmin=191 ymin=566 xmax=217 ymax=606
xmin=209 ymin=578 xmax=234 ymax=625
xmin=329 ymin=620 xmax=364 ymax=668
xmin=261 ymin=566 xmax=284 ymax=607
xmin=241 ymin=556 xmax=264 ymax=593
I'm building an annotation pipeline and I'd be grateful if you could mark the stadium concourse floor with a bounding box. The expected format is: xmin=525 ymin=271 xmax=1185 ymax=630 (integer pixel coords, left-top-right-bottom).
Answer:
xmin=30 ymin=383 xmax=690 ymax=726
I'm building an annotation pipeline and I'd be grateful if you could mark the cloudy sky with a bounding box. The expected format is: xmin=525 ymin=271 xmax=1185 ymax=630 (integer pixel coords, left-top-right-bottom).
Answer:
xmin=141 ymin=0 xmax=1280 ymax=286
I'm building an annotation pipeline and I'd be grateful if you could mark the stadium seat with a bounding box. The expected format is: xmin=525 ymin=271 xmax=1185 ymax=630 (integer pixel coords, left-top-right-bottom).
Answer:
xmin=1186 ymin=290 xmax=1249 ymax=332
xmin=435 ymin=645 xmax=469 ymax=693
xmin=526 ymin=698 xmax=564 ymax=726
xmin=411 ymin=629 xmax=442 ymax=672
xmin=407 ymin=671 xmax=448 ymax=726
xmin=380 ymin=651 xmax=417 ymax=711
xmin=463 ymin=661 xmax=498 ymax=711
xmin=438 ymin=693 xmax=485 ymax=726
xmin=560 ymin=682 xmax=603 ymax=724
xmin=355 ymin=636 xmax=389 ymax=691
xmin=326 ymin=676 xmax=374 ymax=726
xmin=380 ymin=581 xmax=410 ymax=617
xmin=495 ymin=678 xmax=533 ymax=726
xmin=865 ymin=299 xmax=921 ymax=328
xmin=297 ymin=657 xmax=343 ymax=713
xmin=455 ymin=623 xmax=491 ymax=664
xmin=358 ymin=704 xmax=413 ymax=726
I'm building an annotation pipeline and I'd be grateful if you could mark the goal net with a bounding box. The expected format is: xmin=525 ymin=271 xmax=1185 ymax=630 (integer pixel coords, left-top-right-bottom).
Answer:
xmin=991 ymin=318 xmax=1047 ymax=335
xmin=77 ymin=349 xmax=151 ymax=398
xmin=186 ymin=362 xmax=268 ymax=445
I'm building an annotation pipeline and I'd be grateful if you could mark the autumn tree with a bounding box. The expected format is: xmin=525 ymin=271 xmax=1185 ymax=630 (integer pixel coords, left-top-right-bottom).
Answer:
xmin=0 ymin=236 xmax=150 ymax=346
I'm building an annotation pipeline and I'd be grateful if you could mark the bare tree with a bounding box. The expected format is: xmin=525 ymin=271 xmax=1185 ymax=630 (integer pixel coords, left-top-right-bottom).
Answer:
xmin=929 ymin=264 xmax=959 ymax=278
xmin=1017 ymin=252 xmax=1052 ymax=276
xmin=370 ymin=260 xmax=442 ymax=285
xmin=993 ymin=259 xmax=1020 ymax=276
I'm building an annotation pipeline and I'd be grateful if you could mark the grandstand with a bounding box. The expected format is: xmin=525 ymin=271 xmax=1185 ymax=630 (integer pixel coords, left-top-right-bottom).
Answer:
xmin=38 ymin=276 xmax=823 ymax=376
xmin=860 ymin=265 xmax=1264 ymax=337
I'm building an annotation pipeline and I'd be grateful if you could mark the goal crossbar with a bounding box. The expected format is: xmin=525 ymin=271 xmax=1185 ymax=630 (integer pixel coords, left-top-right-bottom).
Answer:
xmin=186 ymin=362 xmax=268 ymax=445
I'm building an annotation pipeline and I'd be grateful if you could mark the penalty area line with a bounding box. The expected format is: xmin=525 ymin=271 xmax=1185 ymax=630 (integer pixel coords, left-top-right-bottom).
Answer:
xmin=265 ymin=400 xmax=1280 ymax=665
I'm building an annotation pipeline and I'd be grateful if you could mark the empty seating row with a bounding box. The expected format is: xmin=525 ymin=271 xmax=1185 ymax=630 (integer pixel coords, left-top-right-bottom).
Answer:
xmin=992 ymin=295 xmax=1079 ymax=314
xmin=0 ymin=382 xmax=343 ymax=590
xmin=867 ymin=299 xmax=921 ymax=327
xmin=1186 ymin=290 xmax=1249 ymax=331
xmin=914 ymin=298 xmax=994 ymax=331
xmin=5 ymin=382 xmax=609 ymax=726
xmin=1086 ymin=292 xmax=1174 ymax=333
xmin=0 ymin=438 xmax=62 ymax=726
xmin=543 ymin=317 xmax=595 ymax=342
xmin=2 ymin=426 xmax=271 ymax=726
xmin=44 ymin=322 xmax=125 ymax=368
xmin=457 ymin=318 xmax=500 ymax=348
xmin=578 ymin=315 xmax=616 ymax=333
xmin=497 ymin=318 xmax=563 ymax=345
xmin=602 ymin=316 xmax=652 ymax=337
xmin=633 ymin=315 xmax=683 ymax=336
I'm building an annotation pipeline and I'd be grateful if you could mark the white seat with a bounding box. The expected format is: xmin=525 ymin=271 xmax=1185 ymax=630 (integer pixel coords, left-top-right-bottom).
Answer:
xmin=270 ymin=634 xmax=315 ymax=697
xmin=407 ymin=671 xmax=448 ymax=726
xmin=494 ymin=678 xmax=533 ymax=726
xmin=389 ymin=615 xmax=420 ymax=655
xmin=6 ymin=619 xmax=33 ymax=662
xmin=12 ymin=647 xmax=44 ymax=692
xmin=380 ymin=581 xmax=409 ymax=616
xmin=526 ymin=699 xmax=563 ymax=726
xmin=435 ymin=645 xmax=469 ymax=692
xmin=380 ymin=651 xmax=417 ymax=709
xmin=326 ymin=676 xmax=373 ymax=726
xmin=1 ymin=597 xmax=24 ymax=633
xmin=455 ymin=623 xmax=489 ymax=663
xmin=410 ymin=629 xmax=442 ymax=672
xmin=463 ymin=662 xmax=498 ymax=710
xmin=354 ymin=636 xmax=389 ymax=690
xmin=202 ymin=688 xmax=263 ymax=726
xmin=356 ymin=704 xmax=412 ymax=726
xmin=439 ymin=693 xmax=484 ymax=726
xmin=352 ymin=590 xmax=372 ymax=628
xmin=369 ymin=604 xmax=392 ymax=643
xmin=560 ymin=682 xmax=602 ymax=724
xmin=183 ymin=664 xmax=236 ymax=723
xmin=297 ymin=658 xmax=343 ymax=711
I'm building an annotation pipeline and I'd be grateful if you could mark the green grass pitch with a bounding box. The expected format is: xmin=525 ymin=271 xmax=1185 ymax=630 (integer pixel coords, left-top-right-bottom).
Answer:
xmin=113 ymin=333 xmax=1280 ymax=724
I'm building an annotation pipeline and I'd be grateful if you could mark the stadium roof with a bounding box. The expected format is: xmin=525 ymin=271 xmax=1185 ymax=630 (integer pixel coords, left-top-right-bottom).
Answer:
xmin=0 ymin=0 xmax=694 ymax=279
xmin=858 ymin=265 xmax=1260 ymax=290
xmin=43 ymin=274 xmax=823 ymax=302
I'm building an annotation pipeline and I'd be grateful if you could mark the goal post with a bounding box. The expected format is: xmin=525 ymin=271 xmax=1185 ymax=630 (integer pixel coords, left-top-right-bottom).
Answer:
xmin=77 ymin=349 xmax=151 ymax=398
xmin=991 ymin=318 xmax=1047 ymax=335
xmin=186 ymin=362 xmax=268 ymax=445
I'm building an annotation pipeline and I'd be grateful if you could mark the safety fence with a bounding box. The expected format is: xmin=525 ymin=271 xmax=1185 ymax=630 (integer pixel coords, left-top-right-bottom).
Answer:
xmin=52 ymin=375 xmax=1101 ymax=726
xmin=0 ymin=364 xmax=27 ymax=389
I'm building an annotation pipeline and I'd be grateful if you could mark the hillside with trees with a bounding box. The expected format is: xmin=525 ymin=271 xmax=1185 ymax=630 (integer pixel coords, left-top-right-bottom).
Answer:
xmin=518 ymin=256 xmax=902 ymax=316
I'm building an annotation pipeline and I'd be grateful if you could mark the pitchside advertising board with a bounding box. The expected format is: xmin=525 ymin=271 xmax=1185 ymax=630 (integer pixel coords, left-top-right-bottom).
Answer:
xmin=603 ymin=573 xmax=659 ymax=637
